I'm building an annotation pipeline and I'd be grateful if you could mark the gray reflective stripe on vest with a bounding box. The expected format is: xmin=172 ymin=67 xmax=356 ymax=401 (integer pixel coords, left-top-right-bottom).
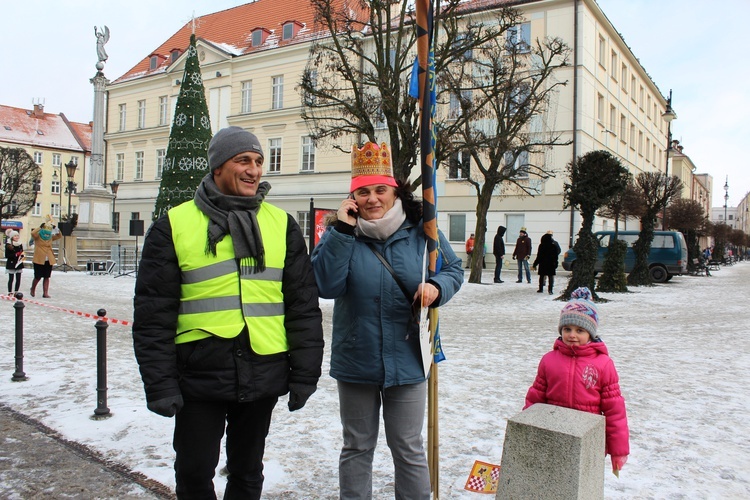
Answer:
xmin=181 ymin=260 xmax=236 ymax=284
xmin=182 ymin=262 xmax=284 ymax=283
xmin=243 ymin=302 xmax=285 ymax=317
xmin=179 ymin=296 xmax=284 ymax=316
xmin=241 ymin=267 xmax=283 ymax=281
xmin=179 ymin=296 xmax=241 ymax=314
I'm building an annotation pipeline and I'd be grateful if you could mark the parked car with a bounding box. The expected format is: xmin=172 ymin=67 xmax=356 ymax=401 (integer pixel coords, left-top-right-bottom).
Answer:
xmin=561 ymin=230 xmax=688 ymax=283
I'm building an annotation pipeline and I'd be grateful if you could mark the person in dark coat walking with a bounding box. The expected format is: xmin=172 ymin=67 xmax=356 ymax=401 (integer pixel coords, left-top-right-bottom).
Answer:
xmin=132 ymin=127 xmax=324 ymax=499
xmin=532 ymin=231 xmax=561 ymax=294
xmin=493 ymin=226 xmax=506 ymax=283
xmin=512 ymin=227 xmax=532 ymax=283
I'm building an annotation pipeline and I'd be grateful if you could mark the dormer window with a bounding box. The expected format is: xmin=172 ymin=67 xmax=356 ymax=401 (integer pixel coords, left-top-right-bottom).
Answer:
xmin=283 ymin=23 xmax=294 ymax=40
xmin=282 ymin=21 xmax=303 ymax=41
xmin=171 ymin=49 xmax=181 ymax=63
xmin=251 ymin=28 xmax=271 ymax=47
xmin=150 ymin=55 xmax=159 ymax=70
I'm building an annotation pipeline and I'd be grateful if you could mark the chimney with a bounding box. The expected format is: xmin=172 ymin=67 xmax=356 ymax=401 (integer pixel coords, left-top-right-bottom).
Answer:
xmin=32 ymin=103 xmax=45 ymax=117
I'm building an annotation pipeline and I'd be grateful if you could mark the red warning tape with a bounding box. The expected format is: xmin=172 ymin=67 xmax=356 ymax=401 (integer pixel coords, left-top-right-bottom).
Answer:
xmin=1 ymin=294 xmax=132 ymax=327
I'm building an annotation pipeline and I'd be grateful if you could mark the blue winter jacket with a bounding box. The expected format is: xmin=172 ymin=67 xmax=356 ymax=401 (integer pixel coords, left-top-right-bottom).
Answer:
xmin=311 ymin=219 xmax=463 ymax=387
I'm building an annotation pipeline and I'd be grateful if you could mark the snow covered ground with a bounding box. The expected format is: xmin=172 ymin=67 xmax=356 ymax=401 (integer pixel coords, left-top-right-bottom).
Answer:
xmin=1 ymin=262 xmax=749 ymax=498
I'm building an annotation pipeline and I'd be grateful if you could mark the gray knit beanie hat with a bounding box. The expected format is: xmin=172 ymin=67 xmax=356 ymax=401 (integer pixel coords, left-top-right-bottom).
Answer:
xmin=558 ymin=287 xmax=600 ymax=340
xmin=208 ymin=126 xmax=264 ymax=172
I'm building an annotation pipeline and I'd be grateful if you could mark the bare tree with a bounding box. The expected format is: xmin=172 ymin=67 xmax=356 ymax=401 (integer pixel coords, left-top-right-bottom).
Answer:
xmin=627 ymin=172 xmax=683 ymax=286
xmin=300 ymin=0 xmax=512 ymax=184
xmin=437 ymin=16 xmax=572 ymax=283
xmin=666 ymin=198 xmax=708 ymax=272
xmin=0 ymin=147 xmax=42 ymax=220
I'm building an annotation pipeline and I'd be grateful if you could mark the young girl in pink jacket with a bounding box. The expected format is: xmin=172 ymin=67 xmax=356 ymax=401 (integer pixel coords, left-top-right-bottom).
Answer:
xmin=524 ymin=287 xmax=629 ymax=475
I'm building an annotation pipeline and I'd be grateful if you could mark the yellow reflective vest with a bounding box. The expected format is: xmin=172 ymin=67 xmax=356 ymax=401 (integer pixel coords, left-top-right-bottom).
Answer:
xmin=168 ymin=201 xmax=288 ymax=354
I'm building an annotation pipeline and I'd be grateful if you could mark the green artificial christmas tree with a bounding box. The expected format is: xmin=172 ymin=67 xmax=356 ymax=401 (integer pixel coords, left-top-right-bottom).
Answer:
xmin=153 ymin=33 xmax=212 ymax=220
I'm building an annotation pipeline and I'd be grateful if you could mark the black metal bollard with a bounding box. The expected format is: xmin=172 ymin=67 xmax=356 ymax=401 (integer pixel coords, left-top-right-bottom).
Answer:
xmin=11 ymin=293 xmax=28 ymax=381
xmin=93 ymin=308 xmax=111 ymax=417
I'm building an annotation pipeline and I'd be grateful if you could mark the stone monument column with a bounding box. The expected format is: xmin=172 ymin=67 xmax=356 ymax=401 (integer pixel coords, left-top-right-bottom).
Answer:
xmin=74 ymin=26 xmax=117 ymax=241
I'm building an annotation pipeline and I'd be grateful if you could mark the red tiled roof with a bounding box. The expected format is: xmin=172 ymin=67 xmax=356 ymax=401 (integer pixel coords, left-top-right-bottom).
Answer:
xmin=0 ymin=104 xmax=89 ymax=152
xmin=114 ymin=0 xmax=360 ymax=84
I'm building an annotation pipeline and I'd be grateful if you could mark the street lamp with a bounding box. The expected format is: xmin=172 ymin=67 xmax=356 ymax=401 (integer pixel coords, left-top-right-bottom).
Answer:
xmin=724 ymin=176 xmax=729 ymax=226
xmin=65 ymin=159 xmax=77 ymax=219
xmin=110 ymin=179 xmax=120 ymax=232
xmin=661 ymin=89 xmax=677 ymax=230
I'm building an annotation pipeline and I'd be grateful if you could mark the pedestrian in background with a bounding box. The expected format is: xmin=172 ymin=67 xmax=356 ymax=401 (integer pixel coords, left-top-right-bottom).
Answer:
xmin=512 ymin=227 xmax=532 ymax=283
xmin=30 ymin=216 xmax=61 ymax=298
xmin=493 ymin=226 xmax=506 ymax=283
xmin=465 ymin=233 xmax=475 ymax=269
xmin=532 ymin=230 xmax=561 ymax=294
xmin=5 ymin=229 xmax=24 ymax=295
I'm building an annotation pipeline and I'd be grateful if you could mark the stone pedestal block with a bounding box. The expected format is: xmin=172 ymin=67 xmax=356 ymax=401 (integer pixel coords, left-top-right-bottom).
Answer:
xmin=497 ymin=403 xmax=605 ymax=500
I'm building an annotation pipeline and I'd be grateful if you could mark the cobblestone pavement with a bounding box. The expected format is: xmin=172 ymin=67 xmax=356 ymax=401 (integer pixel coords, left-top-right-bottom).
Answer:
xmin=0 ymin=404 xmax=174 ymax=499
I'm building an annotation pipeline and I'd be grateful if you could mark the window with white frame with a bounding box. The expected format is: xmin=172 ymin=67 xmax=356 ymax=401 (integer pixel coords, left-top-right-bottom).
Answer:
xmin=507 ymin=22 xmax=531 ymax=53
xmin=598 ymin=36 xmax=606 ymax=67
xmin=268 ymin=138 xmax=282 ymax=173
xmin=297 ymin=211 xmax=310 ymax=238
xmin=70 ymin=156 xmax=78 ymax=166
xmin=630 ymin=76 xmax=637 ymax=101
xmin=272 ymin=76 xmax=284 ymax=109
xmin=610 ymin=51 xmax=617 ymax=80
xmin=116 ymin=153 xmax=125 ymax=180
xmin=597 ymin=93 xmax=605 ymax=122
xmin=621 ymin=64 xmax=628 ymax=91
xmin=51 ymin=203 xmax=61 ymax=218
xmin=646 ymin=137 xmax=651 ymax=161
xmin=303 ymin=70 xmax=317 ymax=106
xmin=52 ymin=153 xmax=61 ymax=167
xmin=156 ymin=149 xmax=166 ymax=179
xmin=283 ymin=23 xmax=294 ymax=40
xmin=609 ymin=105 xmax=617 ymax=134
xmin=252 ymin=30 xmax=263 ymax=47
xmin=629 ymin=123 xmax=636 ymax=150
xmin=33 ymin=179 xmax=41 ymax=192
xmin=137 ymin=100 xmax=146 ymax=128
xmin=638 ymin=131 xmax=643 ymax=156
xmin=32 ymin=202 xmax=41 ymax=216
xmin=34 ymin=151 xmax=43 ymax=164
xmin=119 ymin=104 xmax=127 ymax=131
xmin=448 ymin=214 xmax=467 ymax=242
xmin=639 ymin=86 xmax=644 ymax=109
xmin=301 ymin=136 xmax=315 ymax=172
xmin=620 ymin=114 xmax=627 ymax=141
xmin=159 ymin=96 xmax=169 ymax=125
xmin=241 ymin=81 xmax=252 ymax=113
xmin=135 ymin=151 xmax=144 ymax=180
xmin=449 ymin=150 xmax=471 ymax=179
xmin=51 ymin=179 xmax=61 ymax=194
xmin=504 ymin=151 xmax=529 ymax=179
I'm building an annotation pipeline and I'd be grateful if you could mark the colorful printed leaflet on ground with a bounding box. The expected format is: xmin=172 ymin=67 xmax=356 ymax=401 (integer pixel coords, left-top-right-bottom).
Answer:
xmin=464 ymin=460 xmax=501 ymax=494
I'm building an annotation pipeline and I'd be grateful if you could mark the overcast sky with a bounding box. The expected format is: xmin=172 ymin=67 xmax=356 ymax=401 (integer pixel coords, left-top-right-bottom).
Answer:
xmin=2 ymin=0 xmax=747 ymax=206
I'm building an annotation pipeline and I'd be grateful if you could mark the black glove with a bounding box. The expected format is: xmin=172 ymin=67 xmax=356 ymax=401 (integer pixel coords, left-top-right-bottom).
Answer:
xmin=147 ymin=395 xmax=184 ymax=417
xmin=288 ymin=383 xmax=317 ymax=412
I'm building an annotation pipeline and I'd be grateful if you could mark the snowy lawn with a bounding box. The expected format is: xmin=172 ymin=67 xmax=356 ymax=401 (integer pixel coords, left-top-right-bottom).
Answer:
xmin=1 ymin=263 xmax=749 ymax=498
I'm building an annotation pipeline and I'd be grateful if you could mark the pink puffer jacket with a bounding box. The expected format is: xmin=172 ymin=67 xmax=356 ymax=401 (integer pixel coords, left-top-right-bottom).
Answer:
xmin=524 ymin=338 xmax=629 ymax=457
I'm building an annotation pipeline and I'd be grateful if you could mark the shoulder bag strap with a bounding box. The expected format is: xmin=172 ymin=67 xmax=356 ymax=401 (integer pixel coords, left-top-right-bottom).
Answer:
xmin=366 ymin=243 xmax=413 ymax=303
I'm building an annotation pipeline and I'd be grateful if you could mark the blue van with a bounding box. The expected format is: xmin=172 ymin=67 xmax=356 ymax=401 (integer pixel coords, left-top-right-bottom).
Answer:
xmin=561 ymin=230 xmax=688 ymax=283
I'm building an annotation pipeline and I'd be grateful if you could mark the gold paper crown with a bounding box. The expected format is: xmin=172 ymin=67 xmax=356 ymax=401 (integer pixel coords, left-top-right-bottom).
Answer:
xmin=351 ymin=142 xmax=392 ymax=178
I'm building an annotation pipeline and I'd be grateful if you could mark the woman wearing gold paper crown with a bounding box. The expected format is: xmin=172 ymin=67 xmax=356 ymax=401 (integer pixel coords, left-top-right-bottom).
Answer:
xmin=311 ymin=142 xmax=463 ymax=499
xmin=30 ymin=215 xmax=62 ymax=298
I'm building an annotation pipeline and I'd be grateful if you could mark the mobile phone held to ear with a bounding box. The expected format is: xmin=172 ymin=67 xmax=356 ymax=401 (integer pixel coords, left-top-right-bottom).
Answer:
xmin=347 ymin=194 xmax=357 ymax=218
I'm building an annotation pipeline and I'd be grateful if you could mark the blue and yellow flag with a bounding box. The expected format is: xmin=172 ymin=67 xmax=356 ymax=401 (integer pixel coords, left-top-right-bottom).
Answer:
xmin=412 ymin=0 xmax=444 ymax=363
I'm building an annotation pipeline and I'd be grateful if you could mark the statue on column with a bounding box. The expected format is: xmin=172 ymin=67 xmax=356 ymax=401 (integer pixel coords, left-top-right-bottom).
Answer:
xmin=95 ymin=26 xmax=110 ymax=70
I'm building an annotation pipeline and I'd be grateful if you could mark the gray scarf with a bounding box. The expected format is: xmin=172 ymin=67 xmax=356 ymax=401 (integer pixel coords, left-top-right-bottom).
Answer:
xmin=193 ymin=173 xmax=271 ymax=274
